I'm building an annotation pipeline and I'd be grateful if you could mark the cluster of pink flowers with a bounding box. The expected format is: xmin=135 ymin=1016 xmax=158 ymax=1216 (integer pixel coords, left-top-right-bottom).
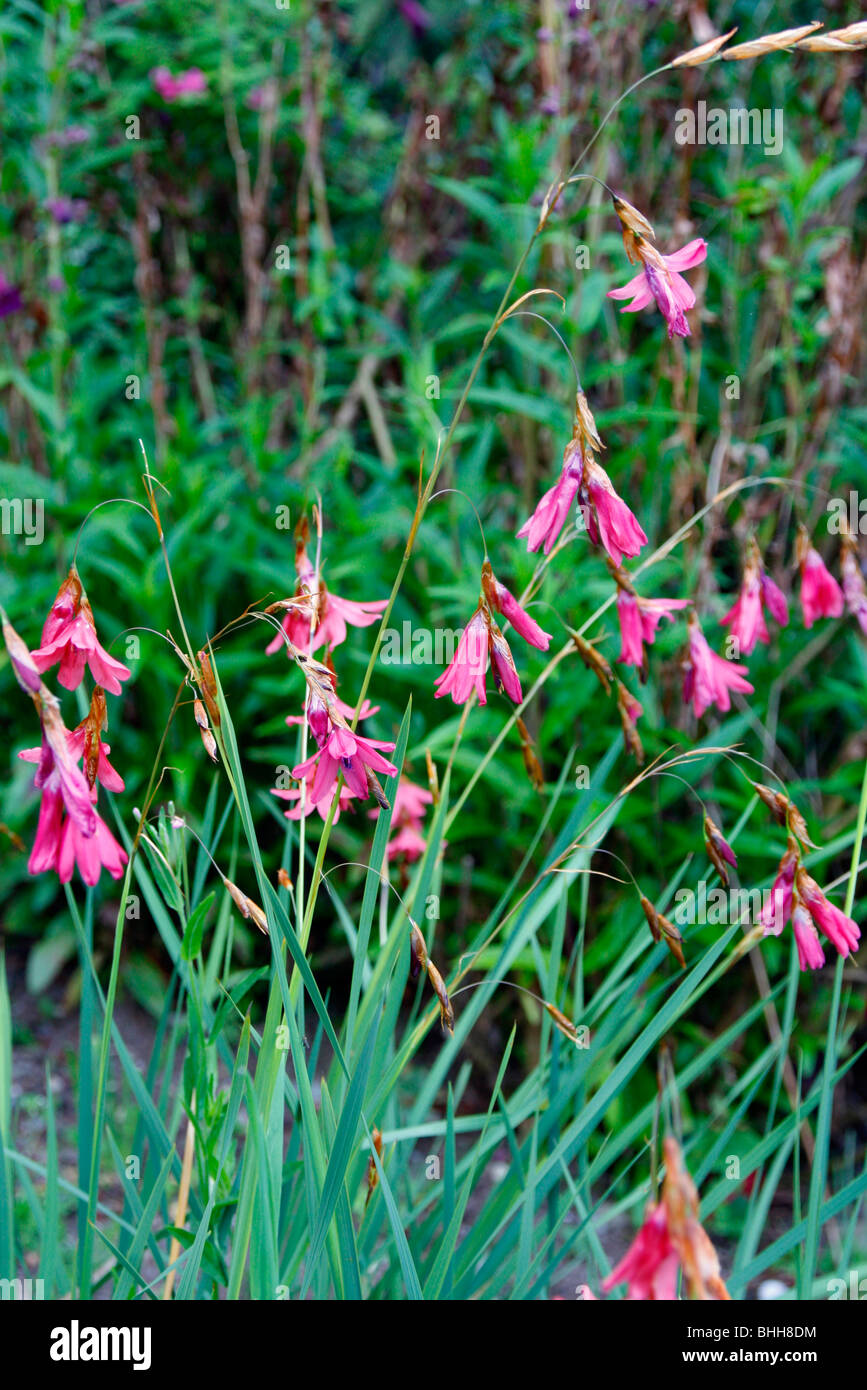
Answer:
xmin=761 ymin=837 xmax=860 ymax=972
xmin=370 ymin=777 xmax=433 ymax=865
xmin=584 ymin=1137 xmax=730 ymax=1300
xmin=435 ymin=561 xmax=552 ymax=707
xmin=265 ymin=526 xmax=387 ymax=659
xmin=3 ymin=569 xmax=131 ymax=887
xmin=270 ymin=520 xmax=398 ymax=823
xmin=150 ymin=67 xmax=207 ymax=102
xmin=698 ymin=787 xmax=859 ymax=975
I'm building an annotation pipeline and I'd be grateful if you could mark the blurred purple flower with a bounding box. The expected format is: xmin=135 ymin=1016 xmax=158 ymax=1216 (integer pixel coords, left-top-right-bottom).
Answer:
xmin=45 ymin=125 xmax=92 ymax=148
xmin=398 ymin=0 xmax=433 ymax=33
xmin=0 ymin=272 xmax=23 ymax=318
xmin=150 ymin=67 xmax=207 ymax=102
xmin=45 ymin=197 xmax=88 ymax=225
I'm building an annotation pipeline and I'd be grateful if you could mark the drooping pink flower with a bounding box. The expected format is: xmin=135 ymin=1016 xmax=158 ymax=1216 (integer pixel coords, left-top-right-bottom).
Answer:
xmin=2 ymin=608 xmax=42 ymax=692
xmin=265 ymin=536 xmax=319 ymax=655
xmin=722 ymin=541 xmax=789 ymax=656
xmin=601 ymin=1204 xmax=679 ymax=1301
xmin=599 ymin=1135 xmax=729 ymax=1300
xmin=760 ymin=845 xmax=798 ymax=936
xmin=20 ymin=710 xmax=128 ymax=886
xmin=796 ymin=870 xmax=860 ymax=958
xmin=150 ymin=67 xmax=207 ymax=101
xmin=841 ymin=536 xmax=867 ymax=636
xmin=796 ymin=528 xmax=843 ymax=629
xmin=20 ymin=727 xmax=124 ymax=796
xmin=385 ymin=824 xmax=428 ymax=862
xmin=292 ymin=725 xmax=398 ymax=805
xmin=761 ymin=572 xmax=790 ymax=628
xmin=30 ymin=569 xmax=131 ymax=695
xmin=434 ymin=608 xmax=490 ymax=706
xmin=286 ymin=693 xmax=379 ymax=730
xmin=721 ymin=572 xmax=766 ymax=653
xmin=265 ymin=534 xmax=387 ymax=656
xmin=517 ymin=441 xmax=584 ymax=555
xmin=58 ymin=808 xmax=128 ymax=886
xmin=581 ymin=457 xmax=648 ymax=566
xmin=682 ymin=611 xmax=754 ymax=718
xmin=28 ymin=786 xmax=66 ymax=875
xmin=608 ymin=238 xmax=707 ymax=339
xmin=488 ymin=624 xmax=522 ymax=703
xmin=272 ymin=780 xmax=355 ymax=825
xmin=482 ymin=562 xmax=552 ymax=651
xmin=313 ymin=590 xmax=388 ymax=652
xmin=791 ymin=904 xmax=825 ymax=972
xmin=616 ymin=590 xmax=689 ymax=669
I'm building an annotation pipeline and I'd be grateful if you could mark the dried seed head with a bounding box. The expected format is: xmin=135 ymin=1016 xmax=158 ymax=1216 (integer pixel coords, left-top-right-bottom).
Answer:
xmin=572 ymin=631 xmax=612 ymax=695
xmin=425 ymin=748 xmax=440 ymax=804
xmin=703 ymin=814 xmax=737 ymax=888
xmin=81 ymin=687 xmax=109 ymax=789
xmin=662 ymin=1137 xmax=731 ymax=1301
xmin=671 ymin=27 xmax=738 ymax=66
xmin=409 ymin=922 xmax=428 ymax=980
xmin=722 ymin=23 xmax=823 ymax=60
xmin=196 ymin=648 xmax=221 ymax=729
xmin=364 ymin=1126 xmax=383 ymax=1209
xmin=640 ymin=895 xmax=685 ymax=968
xmin=0 ymin=822 xmax=26 ymax=853
xmin=516 ymin=716 xmax=545 ymax=793
xmin=753 ymin=781 xmax=787 ymax=825
xmin=616 ymin=681 xmax=644 ymax=764
xmin=752 ymin=782 xmax=813 ymax=845
xmin=544 ymin=1001 xmax=580 ymax=1045
xmin=223 ymin=878 xmax=269 ymax=934
xmin=611 ymin=195 xmax=655 ymax=244
xmin=425 ymin=956 xmax=454 ymax=1033
xmin=574 ymin=390 xmax=604 ymax=455
xmin=193 ymin=699 xmax=218 ymax=762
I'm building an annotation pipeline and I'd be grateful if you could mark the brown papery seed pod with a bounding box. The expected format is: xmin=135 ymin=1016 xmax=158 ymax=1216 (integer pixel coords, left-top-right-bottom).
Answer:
xmin=516 ymin=716 xmax=545 ymax=793
xmin=544 ymin=1001 xmax=580 ymax=1045
xmin=753 ymin=782 xmax=787 ymax=825
xmin=574 ymin=389 xmax=604 ymax=454
xmin=426 ymin=958 xmax=455 ymax=1033
xmin=611 ymin=195 xmax=655 ymax=244
xmin=223 ymin=878 xmax=269 ymax=934
xmin=640 ymin=895 xmax=685 ymax=967
xmin=409 ymin=923 xmax=428 ymax=980
xmin=197 ymin=648 xmax=221 ymax=729
xmin=425 ymin=748 xmax=440 ymax=805
xmin=364 ymin=1127 xmax=383 ymax=1210
xmin=572 ymin=632 xmax=612 ymax=695
xmin=193 ymin=699 xmax=218 ymax=762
